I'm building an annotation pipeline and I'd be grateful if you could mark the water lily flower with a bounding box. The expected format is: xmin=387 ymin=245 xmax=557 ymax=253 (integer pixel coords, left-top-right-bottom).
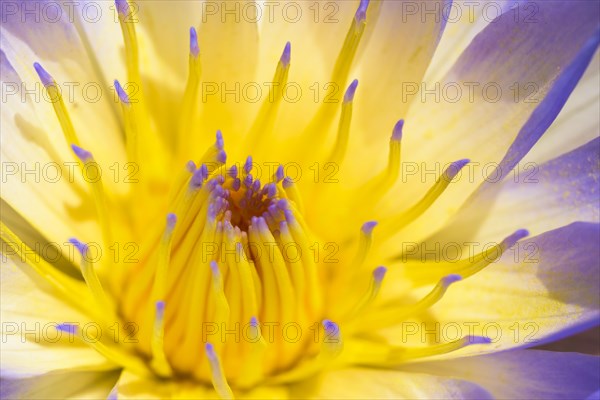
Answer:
xmin=2 ymin=0 xmax=599 ymax=398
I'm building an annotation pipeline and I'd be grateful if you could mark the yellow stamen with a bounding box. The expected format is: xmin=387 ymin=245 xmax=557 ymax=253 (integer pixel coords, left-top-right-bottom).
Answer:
xmin=363 ymin=274 xmax=462 ymax=330
xmin=329 ymin=80 xmax=358 ymax=163
xmin=116 ymin=0 xmax=142 ymax=93
xmin=80 ymin=328 xmax=152 ymax=377
xmin=150 ymin=214 xmax=177 ymax=302
xmin=179 ymin=27 xmax=203 ymax=153
xmin=245 ymin=42 xmax=291 ymax=149
xmin=346 ymin=266 xmax=387 ymax=318
xmin=69 ymin=238 xmax=114 ymax=319
xmin=385 ymin=336 xmax=492 ymax=365
xmin=71 ymin=145 xmax=112 ymax=250
xmin=205 ymin=343 xmax=235 ymax=399
xmin=281 ymin=178 xmax=305 ymax=214
xmin=237 ymin=318 xmax=267 ymax=389
xmin=114 ymin=80 xmax=139 ymax=164
xmin=150 ymin=301 xmax=172 ymax=377
xmin=381 ymin=159 xmax=470 ymax=236
xmin=303 ymin=2 xmax=368 ymax=133
xmin=33 ymin=63 xmax=79 ymax=147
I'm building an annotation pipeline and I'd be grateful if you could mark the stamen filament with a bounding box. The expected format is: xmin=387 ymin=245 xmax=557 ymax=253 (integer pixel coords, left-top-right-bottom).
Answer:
xmin=237 ymin=317 xmax=267 ymax=389
xmin=347 ymin=266 xmax=387 ymax=318
xmin=179 ymin=27 xmax=203 ymax=152
xmin=357 ymin=119 xmax=403 ymax=207
xmin=245 ymin=42 xmax=291 ymax=148
xmin=71 ymin=145 xmax=112 ymax=250
xmin=205 ymin=343 xmax=235 ymax=399
xmin=151 ymin=214 xmax=177 ymax=302
xmin=114 ymin=80 xmax=138 ymax=163
xmin=209 ymin=261 xmax=231 ymax=332
xmin=400 ymin=229 xmax=530 ymax=286
xmin=384 ymin=335 xmax=491 ymax=365
xmin=270 ymin=319 xmax=344 ymax=384
xmin=354 ymin=221 xmax=377 ymax=268
xmin=150 ymin=301 xmax=172 ymax=377
xmin=329 ymin=80 xmax=358 ymax=163
xmin=116 ymin=0 xmax=142 ymax=93
xmin=363 ymin=274 xmax=462 ymax=330
xmin=303 ymin=0 xmax=369 ymax=133
xmin=61 ymin=324 xmax=152 ymax=377
xmin=282 ymin=178 xmax=305 ymax=214
xmin=34 ymin=62 xmax=80 ymax=146
xmin=381 ymin=159 xmax=470 ymax=236
xmin=68 ymin=238 xmax=114 ymax=317
xmin=332 ymin=0 xmax=368 ymax=86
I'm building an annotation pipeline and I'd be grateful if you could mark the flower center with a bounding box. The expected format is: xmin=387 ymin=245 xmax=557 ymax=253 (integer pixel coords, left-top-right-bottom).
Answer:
xmin=114 ymin=143 xmax=330 ymax=391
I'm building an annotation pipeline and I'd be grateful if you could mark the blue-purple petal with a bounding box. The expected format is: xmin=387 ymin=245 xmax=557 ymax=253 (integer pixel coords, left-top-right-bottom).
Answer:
xmin=406 ymin=350 xmax=600 ymax=399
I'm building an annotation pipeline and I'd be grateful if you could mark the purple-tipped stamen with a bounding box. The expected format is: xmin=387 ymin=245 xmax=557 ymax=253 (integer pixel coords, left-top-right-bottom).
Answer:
xmin=282 ymin=177 xmax=293 ymax=189
xmin=166 ymin=213 xmax=177 ymax=230
xmin=280 ymin=41 xmax=291 ymax=67
xmin=71 ymin=144 xmax=93 ymax=162
xmin=209 ymin=260 xmax=219 ymax=275
xmin=56 ymin=323 xmax=78 ymax=334
xmin=217 ymin=150 xmax=227 ymax=164
xmin=344 ymin=79 xmax=359 ymax=103
xmin=257 ymin=217 xmax=271 ymax=233
xmin=252 ymin=179 xmax=261 ymax=192
xmin=232 ymin=178 xmax=241 ymax=191
xmin=441 ymin=274 xmax=462 ymax=287
xmin=250 ymin=316 xmax=259 ymax=327
xmin=275 ymin=165 xmax=285 ymax=182
xmin=155 ymin=300 xmax=166 ymax=319
xmin=373 ymin=266 xmax=387 ymax=282
xmin=114 ymin=79 xmax=130 ymax=105
xmin=189 ymin=27 xmax=200 ymax=57
xmin=355 ymin=0 xmax=370 ymax=22
xmin=205 ymin=342 xmax=216 ymax=357
xmin=244 ymin=156 xmax=253 ymax=174
xmin=445 ymin=159 xmax=470 ymax=180
xmin=216 ymin=130 xmax=224 ymax=150
xmin=361 ymin=221 xmax=378 ymax=235
xmin=322 ymin=319 xmax=339 ymax=335
xmin=392 ymin=119 xmax=404 ymax=141
xmin=276 ymin=199 xmax=288 ymax=210
xmin=228 ymin=165 xmax=238 ymax=179
xmin=200 ymin=164 xmax=209 ymax=178
xmin=115 ymin=0 xmax=129 ymax=15
xmin=265 ymin=183 xmax=277 ymax=198
xmin=283 ymin=209 xmax=295 ymax=223
xmin=212 ymin=185 xmax=225 ymax=198
xmin=186 ymin=160 xmax=197 ymax=173
xmin=190 ymin=168 xmax=206 ymax=188
xmin=502 ymin=229 xmax=530 ymax=248
xmin=33 ymin=62 xmax=54 ymax=87
xmin=244 ymin=174 xmax=253 ymax=188
xmin=207 ymin=203 xmax=218 ymax=220
xmin=68 ymin=238 xmax=88 ymax=255
xmin=206 ymin=179 xmax=219 ymax=191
